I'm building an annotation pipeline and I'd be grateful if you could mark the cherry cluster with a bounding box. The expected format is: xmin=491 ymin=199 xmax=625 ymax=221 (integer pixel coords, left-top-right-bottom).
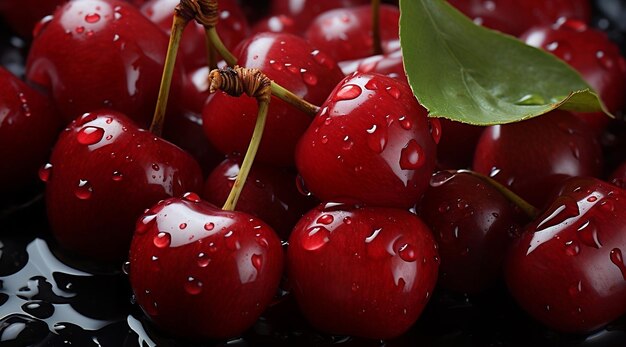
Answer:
xmin=1 ymin=0 xmax=626 ymax=344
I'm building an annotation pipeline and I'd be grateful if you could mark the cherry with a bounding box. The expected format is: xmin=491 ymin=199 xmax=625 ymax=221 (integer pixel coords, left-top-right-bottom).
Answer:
xmin=448 ymin=0 xmax=591 ymax=37
xmin=202 ymin=32 xmax=344 ymax=166
xmin=251 ymin=14 xmax=299 ymax=36
xmin=287 ymin=202 xmax=439 ymax=339
xmin=0 ymin=0 xmax=66 ymax=39
xmin=473 ymin=110 xmax=603 ymax=209
xmin=521 ymin=18 xmax=626 ymax=134
xmin=202 ymin=156 xmax=317 ymax=240
xmin=296 ymin=72 xmax=439 ymax=209
xmin=505 ymin=176 xmax=626 ymax=333
xmin=129 ymin=195 xmax=284 ymax=340
xmin=44 ymin=110 xmax=203 ymax=263
xmin=26 ymin=0 xmax=182 ymax=127
xmin=305 ymin=4 xmax=400 ymax=62
xmin=339 ymin=49 xmax=405 ymax=80
xmin=270 ymin=0 xmax=370 ymax=34
xmin=418 ymin=170 xmax=527 ymax=294
xmin=609 ymin=161 xmax=626 ymax=189
xmin=140 ymin=0 xmax=249 ymax=71
xmin=0 ymin=67 xmax=61 ymax=196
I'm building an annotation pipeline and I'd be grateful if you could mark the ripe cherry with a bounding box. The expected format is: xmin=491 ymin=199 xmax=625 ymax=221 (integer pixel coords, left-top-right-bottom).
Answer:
xmin=270 ymin=0 xmax=369 ymax=34
xmin=44 ymin=110 xmax=203 ymax=263
xmin=296 ymin=72 xmax=439 ymax=208
xmin=505 ymin=176 xmax=626 ymax=333
xmin=129 ymin=195 xmax=284 ymax=340
xmin=287 ymin=202 xmax=439 ymax=339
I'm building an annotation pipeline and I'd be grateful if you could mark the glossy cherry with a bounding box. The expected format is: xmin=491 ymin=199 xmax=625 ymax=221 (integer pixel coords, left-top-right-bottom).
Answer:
xmin=305 ymin=4 xmax=400 ymax=62
xmin=609 ymin=161 xmax=626 ymax=189
xmin=251 ymin=14 xmax=299 ymax=36
xmin=26 ymin=0 xmax=181 ymax=127
xmin=270 ymin=0 xmax=369 ymax=34
xmin=0 ymin=67 xmax=61 ymax=195
xmin=0 ymin=0 xmax=66 ymax=39
xmin=287 ymin=203 xmax=439 ymax=339
xmin=473 ymin=110 xmax=602 ymax=209
xmin=418 ymin=170 xmax=527 ymax=294
xmin=505 ymin=176 xmax=626 ymax=333
xmin=521 ymin=18 xmax=626 ymax=134
xmin=141 ymin=0 xmax=249 ymax=71
xmin=129 ymin=195 xmax=284 ymax=340
xmin=202 ymin=156 xmax=317 ymax=240
xmin=202 ymin=32 xmax=344 ymax=166
xmin=296 ymin=72 xmax=439 ymax=209
xmin=44 ymin=110 xmax=203 ymax=263
xmin=448 ymin=0 xmax=591 ymax=37
xmin=339 ymin=49 xmax=405 ymax=80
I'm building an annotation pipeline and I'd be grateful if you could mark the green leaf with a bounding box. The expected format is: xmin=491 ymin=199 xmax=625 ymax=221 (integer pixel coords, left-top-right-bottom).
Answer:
xmin=399 ymin=0 xmax=612 ymax=125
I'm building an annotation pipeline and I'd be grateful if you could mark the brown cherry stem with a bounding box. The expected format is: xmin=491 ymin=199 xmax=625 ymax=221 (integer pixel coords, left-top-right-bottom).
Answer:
xmin=149 ymin=7 xmax=191 ymax=136
xmin=454 ymin=169 xmax=540 ymax=219
xmin=372 ymin=0 xmax=383 ymax=56
xmin=206 ymin=67 xmax=272 ymax=211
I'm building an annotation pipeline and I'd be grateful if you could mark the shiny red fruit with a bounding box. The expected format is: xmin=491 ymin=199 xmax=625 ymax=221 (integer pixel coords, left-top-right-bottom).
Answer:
xmin=202 ymin=32 xmax=344 ymax=166
xmin=129 ymin=195 xmax=284 ymax=340
xmin=0 ymin=67 xmax=61 ymax=194
xmin=418 ymin=171 xmax=527 ymax=293
xmin=473 ymin=110 xmax=602 ymax=208
xmin=339 ymin=49 xmax=405 ymax=81
xmin=45 ymin=110 xmax=203 ymax=263
xmin=287 ymin=203 xmax=439 ymax=339
xmin=251 ymin=14 xmax=299 ymax=36
xmin=270 ymin=0 xmax=369 ymax=34
xmin=296 ymin=72 xmax=439 ymax=208
xmin=448 ymin=0 xmax=591 ymax=37
xmin=26 ymin=0 xmax=180 ymax=127
xmin=505 ymin=177 xmax=626 ymax=333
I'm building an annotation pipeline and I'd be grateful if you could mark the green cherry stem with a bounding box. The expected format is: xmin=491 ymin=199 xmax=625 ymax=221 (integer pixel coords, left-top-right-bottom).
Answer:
xmin=455 ymin=169 xmax=540 ymax=219
xmin=149 ymin=10 xmax=190 ymax=136
xmin=206 ymin=67 xmax=272 ymax=211
xmin=372 ymin=0 xmax=382 ymax=55
xmin=205 ymin=33 xmax=218 ymax=70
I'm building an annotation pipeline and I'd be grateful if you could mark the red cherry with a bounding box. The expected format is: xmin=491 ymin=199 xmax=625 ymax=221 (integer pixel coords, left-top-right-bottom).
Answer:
xmin=305 ymin=4 xmax=400 ymax=62
xmin=0 ymin=67 xmax=61 ymax=194
xmin=296 ymin=72 xmax=439 ymax=208
xmin=202 ymin=156 xmax=317 ymax=240
xmin=44 ymin=110 xmax=203 ymax=263
xmin=202 ymin=32 xmax=344 ymax=166
xmin=26 ymin=0 xmax=182 ymax=127
xmin=140 ymin=0 xmax=249 ymax=71
xmin=270 ymin=0 xmax=369 ymax=34
xmin=448 ymin=0 xmax=591 ymax=37
xmin=339 ymin=49 xmax=405 ymax=81
xmin=251 ymin=14 xmax=299 ymax=36
xmin=521 ymin=18 xmax=626 ymax=134
xmin=505 ymin=176 xmax=626 ymax=333
xmin=472 ymin=110 xmax=602 ymax=209
xmin=129 ymin=196 xmax=284 ymax=340
xmin=609 ymin=161 xmax=626 ymax=189
xmin=287 ymin=203 xmax=439 ymax=339
xmin=418 ymin=171 xmax=527 ymax=293
xmin=0 ymin=0 xmax=66 ymax=39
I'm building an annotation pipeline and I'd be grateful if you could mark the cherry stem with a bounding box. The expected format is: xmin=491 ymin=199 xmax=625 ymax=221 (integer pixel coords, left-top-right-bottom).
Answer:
xmin=149 ymin=13 xmax=189 ymax=136
xmin=372 ymin=0 xmax=382 ymax=56
xmin=206 ymin=67 xmax=272 ymax=211
xmin=454 ymin=169 xmax=540 ymax=219
xmin=205 ymin=33 xmax=218 ymax=70
xmin=206 ymin=27 xmax=236 ymax=66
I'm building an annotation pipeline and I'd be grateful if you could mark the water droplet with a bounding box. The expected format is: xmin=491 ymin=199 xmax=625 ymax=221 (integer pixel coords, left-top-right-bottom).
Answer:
xmin=152 ymin=163 xmax=160 ymax=171
xmin=320 ymin=135 xmax=329 ymax=144
xmin=342 ymin=136 xmax=354 ymax=150
xmin=153 ymin=232 xmax=171 ymax=248
xmin=311 ymin=50 xmax=335 ymax=69
xmin=112 ymin=171 xmax=123 ymax=181
xmin=224 ymin=231 xmax=241 ymax=250
xmin=184 ymin=277 xmax=203 ymax=295
xmin=85 ymin=13 xmax=101 ymax=23
xmin=535 ymin=196 xmax=580 ymax=231
xmin=204 ymin=222 xmax=215 ymax=231
xmin=564 ymin=240 xmax=580 ymax=256
xmin=183 ymin=192 xmax=201 ymax=202
xmin=400 ymin=140 xmax=425 ymax=169
xmin=39 ymin=163 xmax=53 ymax=182
xmin=365 ymin=228 xmax=382 ymax=243
xmin=365 ymin=79 xmax=379 ymax=90
xmin=122 ymin=261 xmax=130 ymax=275
xmin=398 ymin=116 xmax=412 ymax=130
xmin=251 ymin=254 xmax=262 ymax=270
xmin=385 ymin=86 xmax=401 ymax=99
xmin=296 ymin=175 xmax=312 ymax=196
xmin=599 ymin=199 xmax=615 ymax=212
xmin=179 ymin=223 xmax=187 ymax=230
xmin=75 ymin=26 xmax=85 ymax=33
xmin=610 ymin=248 xmax=626 ymax=280
xmin=334 ymin=84 xmax=362 ymax=101
xmin=558 ymin=18 xmax=587 ymax=32
xmin=546 ymin=41 xmax=573 ymax=61
xmin=366 ymin=124 xmax=387 ymax=153
xmin=302 ymin=71 xmax=318 ymax=86
xmin=577 ymin=220 xmax=602 ymax=249
xmin=343 ymin=216 xmax=352 ymax=225
xmin=515 ymin=94 xmax=546 ymax=106
xmin=430 ymin=171 xmax=455 ymax=187
xmin=75 ymin=180 xmax=93 ymax=200
xmin=77 ymin=126 xmax=105 ymax=145
xmin=136 ymin=214 xmax=156 ymax=234
xmin=317 ymin=214 xmax=334 ymax=225
xmin=302 ymin=226 xmax=331 ymax=251
xmin=568 ymin=280 xmax=582 ymax=296
xmin=351 ymin=282 xmax=359 ymax=292
xmin=197 ymin=253 xmax=210 ymax=267
xmin=33 ymin=15 xmax=53 ymax=38
xmin=596 ymin=50 xmax=614 ymax=70
xmin=397 ymin=242 xmax=418 ymax=262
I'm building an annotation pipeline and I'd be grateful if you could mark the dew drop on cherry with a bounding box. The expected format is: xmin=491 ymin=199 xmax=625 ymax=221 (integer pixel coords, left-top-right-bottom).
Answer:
xmin=430 ymin=171 xmax=455 ymax=187
xmin=204 ymin=222 xmax=215 ymax=231
xmin=251 ymin=254 xmax=263 ymax=271
xmin=317 ymin=214 xmax=334 ymax=225
xmin=334 ymin=84 xmax=362 ymax=101
xmin=400 ymin=140 xmax=425 ymax=170
xmin=564 ymin=240 xmax=580 ymax=256
xmin=302 ymin=226 xmax=331 ymax=251
xmin=112 ymin=171 xmax=123 ymax=182
xmin=596 ymin=50 xmax=614 ymax=70
xmin=76 ymin=126 xmax=105 ymax=145
xmin=399 ymin=116 xmax=412 ymax=130
xmin=302 ymin=71 xmax=318 ymax=86
xmin=197 ymin=253 xmax=210 ymax=267
xmin=364 ymin=79 xmax=379 ymax=91
xmin=75 ymin=180 xmax=93 ymax=200
xmin=577 ymin=220 xmax=602 ymax=249
xmin=184 ymin=277 xmax=203 ymax=295
xmin=429 ymin=118 xmax=442 ymax=144
xmin=85 ymin=13 xmax=101 ymax=23
xmin=183 ymin=192 xmax=201 ymax=202
xmin=610 ymin=248 xmax=626 ymax=280
xmin=39 ymin=163 xmax=53 ymax=182
xmin=153 ymin=232 xmax=171 ymax=248
xmin=397 ymin=242 xmax=418 ymax=262
xmin=385 ymin=86 xmax=401 ymax=99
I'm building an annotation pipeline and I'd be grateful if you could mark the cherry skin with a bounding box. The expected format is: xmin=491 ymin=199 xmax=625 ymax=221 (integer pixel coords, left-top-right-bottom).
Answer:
xmin=505 ymin=176 xmax=626 ymax=333
xmin=26 ymin=0 xmax=181 ymax=127
xmin=140 ymin=0 xmax=249 ymax=71
xmin=521 ymin=18 xmax=626 ymax=134
xmin=305 ymin=4 xmax=400 ymax=62
xmin=0 ymin=0 xmax=66 ymax=39
xmin=296 ymin=72 xmax=440 ymax=209
xmin=270 ymin=0 xmax=370 ymax=34
xmin=287 ymin=203 xmax=439 ymax=339
xmin=339 ymin=49 xmax=405 ymax=80
xmin=418 ymin=171 xmax=527 ymax=294
xmin=609 ymin=161 xmax=626 ymax=189
xmin=129 ymin=195 xmax=284 ymax=340
xmin=44 ymin=110 xmax=203 ymax=264
xmin=472 ymin=110 xmax=602 ymax=209
xmin=250 ymin=14 xmax=299 ymax=36
xmin=448 ymin=0 xmax=591 ymax=37
xmin=202 ymin=156 xmax=317 ymax=240
xmin=0 ymin=67 xmax=61 ymax=195
xmin=202 ymin=32 xmax=345 ymax=167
